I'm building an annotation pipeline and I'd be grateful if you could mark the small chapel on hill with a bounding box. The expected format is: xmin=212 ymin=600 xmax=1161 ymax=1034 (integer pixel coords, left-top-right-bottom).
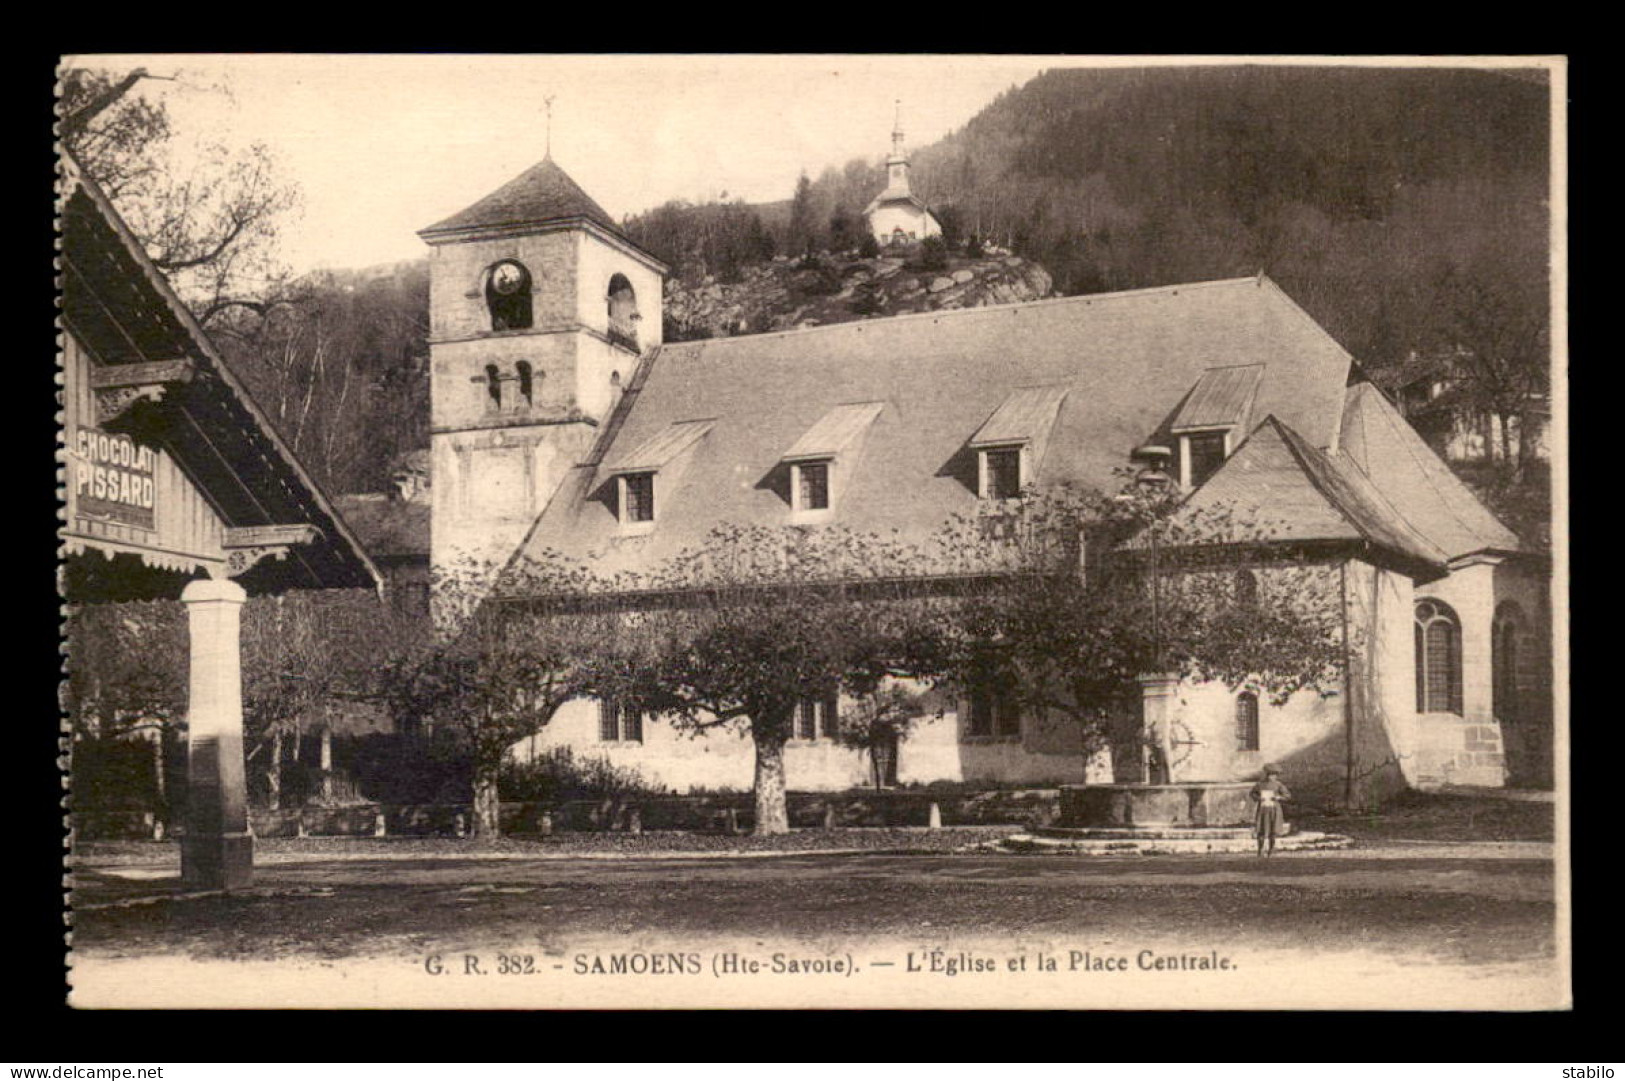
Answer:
xmin=863 ymin=106 xmax=942 ymax=246
xmin=417 ymin=151 xmax=1552 ymax=802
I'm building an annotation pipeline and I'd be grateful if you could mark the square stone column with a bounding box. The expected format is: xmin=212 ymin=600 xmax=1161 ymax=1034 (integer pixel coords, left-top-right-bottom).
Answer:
xmin=180 ymin=577 xmax=252 ymax=890
xmin=1137 ymin=672 xmax=1181 ymax=784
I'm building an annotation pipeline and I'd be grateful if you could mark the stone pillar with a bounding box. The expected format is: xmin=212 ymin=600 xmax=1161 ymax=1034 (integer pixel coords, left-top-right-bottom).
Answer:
xmin=180 ymin=577 xmax=253 ymax=890
xmin=1137 ymin=673 xmax=1180 ymax=784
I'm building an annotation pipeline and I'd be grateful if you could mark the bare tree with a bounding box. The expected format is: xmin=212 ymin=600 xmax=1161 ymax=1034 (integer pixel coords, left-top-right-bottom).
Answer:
xmin=60 ymin=65 xmax=300 ymax=314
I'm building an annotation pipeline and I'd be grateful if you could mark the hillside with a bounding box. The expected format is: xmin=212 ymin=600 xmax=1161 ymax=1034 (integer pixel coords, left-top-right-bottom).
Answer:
xmin=632 ymin=67 xmax=1548 ymax=362
xmin=663 ymin=246 xmax=1053 ymax=340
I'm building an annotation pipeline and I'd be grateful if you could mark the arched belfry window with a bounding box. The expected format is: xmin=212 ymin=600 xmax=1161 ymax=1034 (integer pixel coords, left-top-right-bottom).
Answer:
xmin=486 ymin=260 xmax=533 ymax=331
xmin=484 ymin=364 xmax=503 ymax=410
xmin=1493 ymin=602 xmax=1526 ymax=723
xmin=516 ymin=361 xmax=534 ymax=406
xmin=1414 ymin=598 xmax=1464 ymax=714
xmin=607 ymin=274 xmax=639 ymax=348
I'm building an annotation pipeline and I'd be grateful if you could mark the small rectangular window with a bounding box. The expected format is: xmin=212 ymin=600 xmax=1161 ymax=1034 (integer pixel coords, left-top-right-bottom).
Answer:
xmin=622 ymin=473 xmax=655 ymax=523
xmin=795 ymin=698 xmax=818 ymax=740
xmin=995 ymin=692 xmax=1021 ymax=738
xmin=798 ymin=462 xmax=830 ymax=511
xmin=1236 ymin=692 xmax=1260 ymax=752
xmin=820 ymin=689 xmax=840 ymax=740
xmin=968 ymin=690 xmax=995 ymax=738
xmin=983 ymin=447 xmax=1023 ymax=499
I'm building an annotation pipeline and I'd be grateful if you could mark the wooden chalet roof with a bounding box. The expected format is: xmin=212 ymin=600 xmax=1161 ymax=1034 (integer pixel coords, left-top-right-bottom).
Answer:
xmin=501 ymin=275 xmax=1360 ymax=587
xmin=60 ymin=153 xmax=379 ymax=594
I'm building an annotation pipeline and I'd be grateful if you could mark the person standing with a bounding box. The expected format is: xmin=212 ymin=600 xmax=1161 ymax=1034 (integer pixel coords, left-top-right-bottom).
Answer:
xmin=1249 ymin=765 xmax=1291 ymax=857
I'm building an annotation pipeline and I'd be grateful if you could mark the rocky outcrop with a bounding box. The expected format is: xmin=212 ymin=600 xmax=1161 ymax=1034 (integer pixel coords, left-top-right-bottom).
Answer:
xmin=662 ymin=247 xmax=1055 ymax=341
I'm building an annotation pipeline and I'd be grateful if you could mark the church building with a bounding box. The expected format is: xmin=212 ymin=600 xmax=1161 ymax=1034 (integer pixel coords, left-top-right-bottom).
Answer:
xmin=419 ymin=154 xmax=1552 ymax=803
xmin=862 ymin=108 xmax=942 ymax=247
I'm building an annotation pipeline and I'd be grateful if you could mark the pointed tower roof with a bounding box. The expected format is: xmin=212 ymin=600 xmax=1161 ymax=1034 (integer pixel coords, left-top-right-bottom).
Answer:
xmin=419 ymin=156 xmax=624 ymax=241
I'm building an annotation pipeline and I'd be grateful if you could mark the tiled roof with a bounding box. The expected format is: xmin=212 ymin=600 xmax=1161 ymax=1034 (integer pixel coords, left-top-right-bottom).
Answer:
xmin=1336 ymin=381 xmax=1521 ymax=558
xmin=504 ymin=276 xmax=1357 ymax=585
xmin=1181 ymin=416 xmax=1449 ymax=571
xmin=1172 ymin=364 xmax=1264 ymax=432
xmin=419 ymin=156 xmax=624 ymax=240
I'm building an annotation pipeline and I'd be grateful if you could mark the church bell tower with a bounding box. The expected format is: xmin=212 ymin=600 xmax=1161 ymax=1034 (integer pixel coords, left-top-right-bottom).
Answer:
xmin=418 ymin=154 xmax=667 ymax=594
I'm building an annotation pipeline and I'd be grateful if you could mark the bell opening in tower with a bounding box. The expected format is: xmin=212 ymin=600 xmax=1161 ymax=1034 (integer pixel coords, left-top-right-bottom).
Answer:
xmin=487 ymin=259 xmax=533 ymax=331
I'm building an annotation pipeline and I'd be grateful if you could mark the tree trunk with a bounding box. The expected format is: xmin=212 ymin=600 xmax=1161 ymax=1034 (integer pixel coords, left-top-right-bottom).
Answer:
xmin=319 ymin=727 xmax=334 ymax=803
xmin=751 ymin=726 xmax=791 ymax=836
xmin=267 ymin=729 xmax=282 ymax=811
xmin=152 ymin=729 xmax=167 ymax=805
xmin=472 ymin=761 xmax=502 ymax=838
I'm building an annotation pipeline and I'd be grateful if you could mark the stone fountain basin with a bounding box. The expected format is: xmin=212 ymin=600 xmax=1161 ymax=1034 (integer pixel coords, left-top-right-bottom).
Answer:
xmin=1059 ymin=782 xmax=1259 ymax=829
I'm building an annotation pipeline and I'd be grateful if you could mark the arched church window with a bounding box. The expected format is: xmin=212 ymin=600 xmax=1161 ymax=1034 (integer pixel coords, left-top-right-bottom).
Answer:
xmin=486 ymin=260 xmax=533 ymax=331
xmin=1235 ymin=569 xmax=1259 ymax=607
xmin=607 ymin=274 xmax=639 ymax=348
xmin=516 ymin=361 xmax=534 ymax=406
xmin=1493 ymin=602 xmax=1526 ymax=723
xmin=1414 ymin=599 xmax=1463 ymax=714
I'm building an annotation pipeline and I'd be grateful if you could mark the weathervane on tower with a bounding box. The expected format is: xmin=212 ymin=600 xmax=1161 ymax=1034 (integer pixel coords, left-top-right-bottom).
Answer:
xmin=544 ymin=94 xmax=556 ymax=158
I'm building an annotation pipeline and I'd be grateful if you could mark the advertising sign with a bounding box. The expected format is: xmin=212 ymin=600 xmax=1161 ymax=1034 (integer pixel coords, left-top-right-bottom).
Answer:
xmin=72 ymin=426 xmax=157 ymax=531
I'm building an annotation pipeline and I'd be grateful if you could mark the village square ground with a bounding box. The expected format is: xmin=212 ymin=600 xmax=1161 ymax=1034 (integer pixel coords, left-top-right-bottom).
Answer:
xmin=65 ymin=793 xmax=1566 ymax=1010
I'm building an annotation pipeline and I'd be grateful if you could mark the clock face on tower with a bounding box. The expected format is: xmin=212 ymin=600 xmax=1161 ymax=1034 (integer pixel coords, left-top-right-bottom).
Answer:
xmin=491 ymin=261 xmax=528 ymax=296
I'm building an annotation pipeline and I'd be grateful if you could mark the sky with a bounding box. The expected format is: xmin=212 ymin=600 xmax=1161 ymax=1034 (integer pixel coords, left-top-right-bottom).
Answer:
xmin=67 ymin=54 xmax=1063 ymax=274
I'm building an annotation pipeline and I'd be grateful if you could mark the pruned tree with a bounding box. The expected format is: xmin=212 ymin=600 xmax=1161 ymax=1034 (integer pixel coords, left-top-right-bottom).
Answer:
xmin=584 ymin=526 xmax=952 ymax=835
xmin=934 ymin=479 xmax=1343 ymax=784
xmin=385 ymin=556 xmax=609 ymax=837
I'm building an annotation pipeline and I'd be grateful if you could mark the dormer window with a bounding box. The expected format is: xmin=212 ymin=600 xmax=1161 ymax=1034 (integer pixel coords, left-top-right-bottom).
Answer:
xmin=486 ymin=260 xmax=533 ymax=331
xmin=604 ymin=419 xmax=715 ymax=533
xmin=780 ymin=402 xmax=884 ymax=522
xmin=969 ymin=385 xmax=1068 ymax=501
xmin=1183 ymin=430 xmax=1229 ymax=488
xmin=620 ymin=472 xmax=655 ymax=524
xmin=1170 ymin=364 xmax=1264 ymax=490
xmin=980 ymin=445 xmax=1024 ymax=500
xmin=795 ymin=460 xmax=831 ymax=512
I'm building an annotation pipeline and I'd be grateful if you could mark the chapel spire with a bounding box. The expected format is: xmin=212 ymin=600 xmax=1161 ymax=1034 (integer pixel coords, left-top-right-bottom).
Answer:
xmin=886 ymin=98 xmax=912 ymax=196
